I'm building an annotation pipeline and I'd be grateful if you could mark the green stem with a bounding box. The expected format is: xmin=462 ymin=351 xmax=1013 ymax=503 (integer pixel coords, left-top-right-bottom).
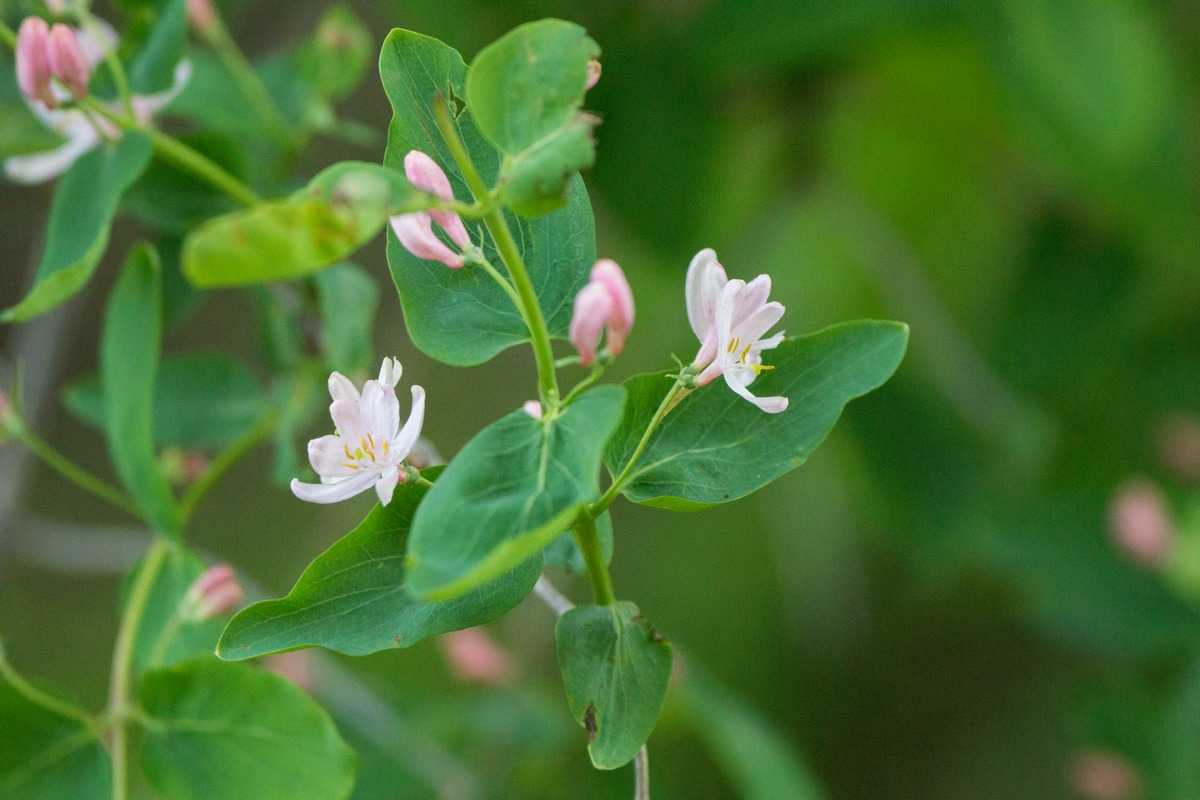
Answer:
xmin=562 ymin=363 xmax=605 ymax=407
xmin=178 ymin=411 xmax=276 ymax=527
xmin=108 ymin=539 xmax=171 ymax=800
xmin=9 ymin=421 xmax=140 ymax=517
xmin=590 ymin=379 xmax=689 ymax=516
xmin=0 ymin=642 xmax=101 ymax=731
xmin=472 ymin=255 xmax=523 ymax=311
xmin=0 ymin=20 xmax=16 ymax=48
xmin=203 ymin=18 xmax=293 ymax=149
xmin=432 ymin=97 xmax=560 ymax=409
xmin=79 ymin=98 xmax=261 ymax=206
xmin=572 ymin=513 xmax=615 ymax=605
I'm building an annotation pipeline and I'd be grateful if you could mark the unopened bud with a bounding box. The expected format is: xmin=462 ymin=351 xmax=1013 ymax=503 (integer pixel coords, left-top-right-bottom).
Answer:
xmin=184 ymin=564 xmax=244 ymax=620
xmin=589 ymin=259 xmax=634 ymax=356
xmin=186 ymin=0 xmax=218 ymax=35
xmin=1157 ymin=413 xmax=1200 ymax=485
xmin=1068 ymin=750 xmax=1141 ymax=800
xmin=585 ymin=59 xmax=601 ymax=91
xmin=569 ymin=282 xmax=614 ymax=367
xmin=1109 ymin=479 xmax=1175 ymax=569
xmin=16 ymin=17 xmax=55 ymax=107
xmin=522 ymin=400 xmax=543 ymax=420
xmin=403 ymin=150 xmax=470 ymax=249
xmin=438 ymin=628 xmax=515 ymax=686
xmin=46 ymin=24 xmax=89 ymax=98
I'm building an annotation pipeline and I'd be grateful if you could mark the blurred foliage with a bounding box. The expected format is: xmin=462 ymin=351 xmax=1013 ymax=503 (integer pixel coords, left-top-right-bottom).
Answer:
xmin=3 ymin=0 xmax=1200 ymax=798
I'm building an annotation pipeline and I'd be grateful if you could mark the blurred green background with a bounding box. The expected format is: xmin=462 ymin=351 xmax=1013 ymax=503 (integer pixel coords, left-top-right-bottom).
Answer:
xmin=3 ymin=0 xmax=1200 ymax=797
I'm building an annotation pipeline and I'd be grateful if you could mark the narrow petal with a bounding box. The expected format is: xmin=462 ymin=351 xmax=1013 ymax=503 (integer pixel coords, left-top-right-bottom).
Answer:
xmin=733 ymin=275 xmax=772 ymax=327
xmin=330 ymin=398 xmax=363 ymax=441
xmin=685 ymin=248 xmax=726 ymax=341
xmin=131 ymin=59 xmax=192 ymax=123
xmin=290 ymin=471 xmax=378 ymax=504
xmin=393 ymin=385 xmax=426 ymax=462
xmin=328 ymin=371 xmax=359 ymax=404
xmin=725 ymin=370 xmax=788 ymax=414
xmin=377 ymin=357 xmax=402 ymax=388
xmin=3 ymin=125 xmax=98 ymax=184
xmin=375 ymin=466 xmax=401 ymax=505
xmin=360 ymin=379 xmax=399 ymax=441
xmin=390 ymin=213 xmax=464 ymax=268
xmin=733 ymin=301 xmax=785 ymax=347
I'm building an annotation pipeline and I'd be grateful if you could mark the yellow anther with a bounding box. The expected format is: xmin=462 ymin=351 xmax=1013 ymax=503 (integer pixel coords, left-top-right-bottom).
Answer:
xmin=382 ymin=440 xmax=390 ymax=455
xmin=343 ymin=444 xmax=354 ymax=460
xmin=726 ymin=336 xmax=740 ymax=354
xmin=740 ymin=343 xmax=751 ymax=361
xmin=343 ymin=462 xmax=359 ymax=470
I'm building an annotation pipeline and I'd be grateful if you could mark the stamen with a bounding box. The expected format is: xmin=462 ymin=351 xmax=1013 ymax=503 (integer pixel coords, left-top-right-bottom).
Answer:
xmin=343 ymin=462 xmax=359 ymax=470
xmin=727 ymin=337 xmax=740 ymax=354
xmin=382 ymin=440 xmax=390 ymax=455
xmin=343 ymin=444 xmax=354 ymax=460
xmin=740 ymin=343 xmax=751 ymax=362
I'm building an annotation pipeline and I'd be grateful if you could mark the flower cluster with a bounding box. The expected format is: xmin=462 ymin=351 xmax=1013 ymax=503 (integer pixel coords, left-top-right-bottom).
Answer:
xmin=569 ymin=259 xmax=635 ymax=366
xmin=16 ymin=17 xmax=89 ymax=108
xmin=390 ymin=151 xmax=473 ymax=268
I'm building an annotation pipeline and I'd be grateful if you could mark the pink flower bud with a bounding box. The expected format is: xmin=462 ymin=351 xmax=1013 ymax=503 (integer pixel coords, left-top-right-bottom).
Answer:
xmin=185 ymin=564 xmax=244 ymax=620
xmin=522 ymin=400 xmax=543 ymax=420
xmin=1068 ymin=750 xmax=1141 ymax=800
xmin=186 ymin=0 xmax=218 ymax=35
xmin=403 ymin=150 xmax=470 ymax=249
xmin=438 ymin=628 xmax=515 ymax=686
xmin=16 ymin=17 xmax=55 ymax=107
xmin=590 ymin=259 xmax=635 ymax=355
xmin=569 ymin=281 xmax=615 ymax=366
xmin=46 ymin=24 xmax=89 ymax=99
xmin=390 ymin=213 xmax=465 ymax=269
xmin=585 ymin=59 xmax=602 ymax=90
xmin=1108 ymin=479 xmax=1175 ymax=569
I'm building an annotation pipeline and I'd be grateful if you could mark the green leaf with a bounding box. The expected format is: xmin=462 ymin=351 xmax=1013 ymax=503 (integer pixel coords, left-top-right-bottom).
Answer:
xmin=297 ymin=5 xmax=374 ymax=101
xmin=379 ymin=28 xmax=597 ymax=367
xmin=122 ymin=133 xmax=241 ymax=234
xmin=606 ymin=321 xmax=908 ymax=510
xmin=138 ymin=659 xmax=355 ymax=800
xmin=64 ymin=353 xmax=265 ymax=450
xmin=216 ymin=471 xmax=540 ymax=660
xmin=101 ymin=244 xmax=179 ymax=536
xmin=182 ymin=161 xmax=418 ymax=288
xmin=681 ymin=667 xmax=826 ymax=800
xmin=313 ymin=263 xmax=379 ymax=374
xmin=0 ymin=52 xmax=64 ymax=158
xmin=123 ymin=544 xmax=224 ymax=675
xmin=465 ymin=19 xmax=600 ymax=217
xmin=407 ymin=385 xmax=625 ymax=600
xmin=543 ymin=511 xmax=613 ymax=574
xmin=127 ymin=0 xmax=188 ymax=95
xmin=2 ymin=135 xmax=152 ymax=322
xmin=555 ymin=602 xmax=672 ymax=770
xmin=0 ymin=650 xmax=110 ymax=800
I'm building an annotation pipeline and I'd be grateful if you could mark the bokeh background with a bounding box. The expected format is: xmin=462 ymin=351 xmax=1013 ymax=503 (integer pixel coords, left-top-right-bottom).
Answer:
xmin=3 ymin=0 xmax=1200 ymax=797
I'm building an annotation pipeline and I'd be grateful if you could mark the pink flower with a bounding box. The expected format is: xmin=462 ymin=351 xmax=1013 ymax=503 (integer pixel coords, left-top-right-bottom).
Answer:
xmin=569 ymin=259 xmax=635 ymax=366
xmin=687 ymin=248 xmax=788 ymax=414
xmin=1108 ymin=479 xmax=1174 ymax=568
xmin=438 ymin=628 xmax=515 ymax=686
xmin=16 ymin=17 xmax=54 ymax=107
xmin=291 ymin=357 xmax=426 ymax=506
xmin=185 ymin=564 xmax=244 ymax=620
xmin=46 ymin=24 xmax=89 ymax=99
xmin=389 ymin=150 xmax=471 ymax=269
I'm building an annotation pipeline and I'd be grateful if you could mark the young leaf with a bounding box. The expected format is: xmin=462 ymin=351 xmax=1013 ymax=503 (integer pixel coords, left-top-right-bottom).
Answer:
xmin=379 ymin=29 xmax=597 ymax=367
xmin=313 ymin=263 xmax=379 ymax=374
xmin=101 ymin=244 xmax=179 ymax=536
xmin=555 ymin=602 xmax=672 ymax=770
xmin=0 ymin=649 xmax=110 ymax=799
xmin=182 ymin=161 xmax=418 ymax=287
xmin=2 ymin=134 xmax=152 ymax=322
xmin=63 ymin=353 xmax=265 ymax=449
xmin=466 ymin=19 xmax=600 ymax=216
xmin=127 ymin=0 xmax=189 ymax=94
xmin=216 ymin=471 xmax=540 ymax=660
xmin=407 ymin=386 xmax=625 ymax=600
xmin=606 ymin=321 xmax=908 ymax=510
xmin=138 ymin=660 xmax=355 ymax=800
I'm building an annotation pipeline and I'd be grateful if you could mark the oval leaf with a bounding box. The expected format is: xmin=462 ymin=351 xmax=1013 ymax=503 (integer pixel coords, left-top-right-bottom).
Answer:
xmin=216 ymin=473 xmax=540 ymax=660
xmin=101 ymin=244 xmax=179 ymax=536
xmin=555 ymin=602 xmax=672 ymax=770
xmin=605 ymin=320 xmax=908 ymax=510
xmin=379 ymin=28 xmax=597 ymax=366
xmin=407 ymin=385 xmax=626 ymax=600
xmin=138 ymin=660 xmax=355 ymax=800
xmin=3 ymin=134 xmax=152 ymax=322
xmin=182 ymin=161 xmax=415 ymax=288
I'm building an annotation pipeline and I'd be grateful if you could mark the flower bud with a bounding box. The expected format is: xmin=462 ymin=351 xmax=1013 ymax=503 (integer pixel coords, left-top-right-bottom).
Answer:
xmin=403 ymin=150 xmax=470 ymax=249
xmin=186 ymin=0 xmax=218 ymax=36
xmin=1108 ymin=479 xmax=1175 ymax=569
xmin=569 ymin=281 xmax=614 ymax=367
xmin=16 ymin=17 xmax=55 ymax=107
xmin=589 ymin=259 xmax=634 ymax=355
xmin=585 ymin=59 xmax=602 ymax=90
xmin=184 ymin=564 xmax=244 ymax=620
xmin=46 ymin=24 xmax=89 ymax=99
xmin=390 ymin=213 xmax=465 ymax=268
xmin=438 ymin=628 xmax=515 ymax=686
xmin=522 ymin=400 xmax=543 ymax=420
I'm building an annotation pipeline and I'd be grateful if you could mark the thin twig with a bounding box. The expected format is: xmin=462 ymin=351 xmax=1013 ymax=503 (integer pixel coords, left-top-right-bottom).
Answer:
xmin=634 ymin=746 xmax=650 ymax=800
xmin=533 ymin=575 xmax=575 ymax=616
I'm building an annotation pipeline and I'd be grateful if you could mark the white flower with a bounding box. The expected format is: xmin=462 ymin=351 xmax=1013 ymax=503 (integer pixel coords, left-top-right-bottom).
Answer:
xmin=686 ymin=248 xmax=788 ymax=414
xmin=290 ymin=357 xmax=426 ymax=506
xmin=5 ymin=18 xmax=192 ymax=185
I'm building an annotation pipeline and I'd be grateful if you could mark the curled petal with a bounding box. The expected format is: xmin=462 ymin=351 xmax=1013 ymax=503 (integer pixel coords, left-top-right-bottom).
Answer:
xmin=394 ymin=385 xmax=426 ymax=462
xmin=724 ymin=368 xmax=788 ymax=414
xmin=290 ymin=471 xmax=378 ymax=504
xmin=377 ymin=356 xmax=403 ymax=389
xmin=590 ymin=259 xmax=635 ymax=355
xmin=732 ymin=301 xmax=785 ymax=347
xmin=328 ymin=371 xmax=359 ymax=404
xmin=685 ymin=248 xmax=727 ymax=343
xmin=569 ymin=282 xmax=614 ymax=366
xmin=4 ymin=122 xmax=99 ymax=184
xmin=375 ymin=465 xmax=401 ymax=505
xmin=390 ymin=213 xmax=464 ymax=268
xmin=131 ymin=59 xmax=192 ymax=124
xmin=734 ymin=275 xmax=772 ymax=326
xmin=360 ymin=379 xmax=400 ymax=442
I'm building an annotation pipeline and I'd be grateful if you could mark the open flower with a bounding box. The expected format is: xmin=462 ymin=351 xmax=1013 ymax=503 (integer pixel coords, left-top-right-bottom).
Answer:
xmin=389 ymin=150 xmax=472 ymax=268
xmin=291 ymin=357 xmax=426 ymax=506
xmin=687 ymin=248 xmax=788 ymax=414
xmin=569 ymin=258 xmax=635 ymax=365
xmin=5 ymin=17 xmax=191 ymax=184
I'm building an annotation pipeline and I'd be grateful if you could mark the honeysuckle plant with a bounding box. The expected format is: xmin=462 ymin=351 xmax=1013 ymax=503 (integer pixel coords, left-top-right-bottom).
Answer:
xmin=0 ymin=6 xmax=907 ymax=799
